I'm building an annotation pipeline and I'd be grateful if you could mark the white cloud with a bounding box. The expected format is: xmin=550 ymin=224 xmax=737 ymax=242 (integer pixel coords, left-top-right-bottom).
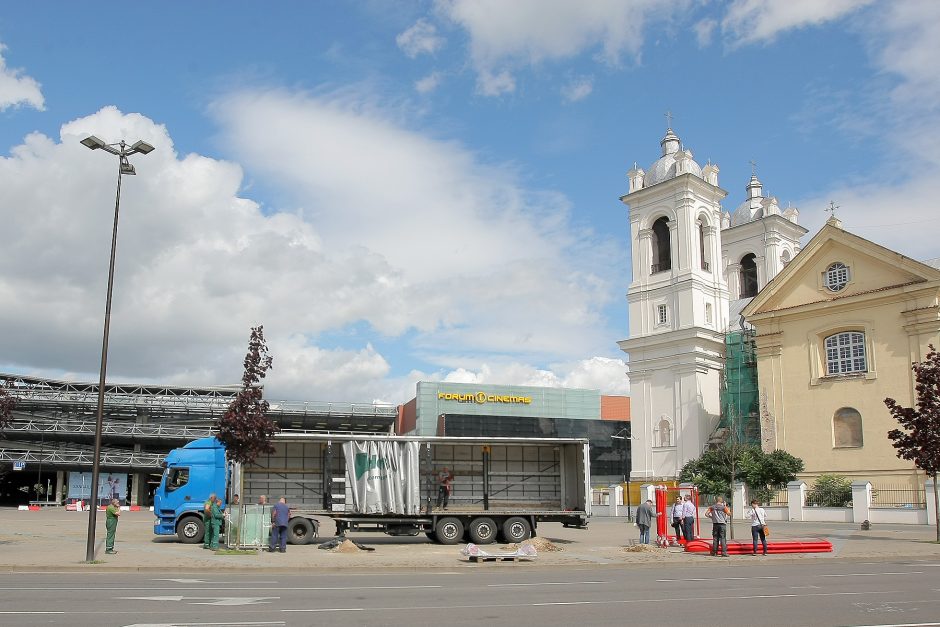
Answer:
xmin=0 ymin=43 xmax=44 ymax=111
xmin=396 ymin=18 xmax=446 ymax=58
xmin=694 ymin=18 xmax=717 ymax=46
xmin=721 ymin=0 xmax=873 ymax=46
xmin=435 ymin=356 xmax=628 ymax=394
xmin=561 ymin=76 xmax=593 ymax=102
xmin=440 ymin=0 xmax=689 ymax=96
xmin=476 ymin=68 xmax=516 ymax=96
xmin=415 ymin=71 xmax=443 ymax=94
xmin=871 ymin=0 xmax=940 ymax=113
xmin=1 ymin=101 xmax=623 ymax=403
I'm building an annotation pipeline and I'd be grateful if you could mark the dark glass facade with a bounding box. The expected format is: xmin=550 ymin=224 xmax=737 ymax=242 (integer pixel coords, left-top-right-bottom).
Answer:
xmin=439 ymin=414 xmax=630 ymax=478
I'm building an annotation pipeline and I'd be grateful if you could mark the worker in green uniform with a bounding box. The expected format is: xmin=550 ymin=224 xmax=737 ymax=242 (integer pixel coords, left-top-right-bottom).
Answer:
xmin=105 ymin=498 xmax=121 ymax=554
xmin=202 ymin=492 xmax=216 ymax=549
xmin=208 ymin=496 xmax=224 ymax=550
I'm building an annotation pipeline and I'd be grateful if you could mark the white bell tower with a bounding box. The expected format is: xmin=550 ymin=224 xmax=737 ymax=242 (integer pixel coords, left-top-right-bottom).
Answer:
xmin=618 ymin=127 xmax=730 ymax=480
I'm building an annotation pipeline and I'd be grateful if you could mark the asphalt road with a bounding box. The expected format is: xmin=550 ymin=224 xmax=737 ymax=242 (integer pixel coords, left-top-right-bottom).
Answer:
xmin=2 ymin=560 xmax=940 ymax=627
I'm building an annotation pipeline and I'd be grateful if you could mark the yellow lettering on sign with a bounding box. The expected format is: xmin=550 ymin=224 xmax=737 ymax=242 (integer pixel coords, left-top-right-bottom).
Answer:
xmin=437 ymin=391 xmax=533 ymax=405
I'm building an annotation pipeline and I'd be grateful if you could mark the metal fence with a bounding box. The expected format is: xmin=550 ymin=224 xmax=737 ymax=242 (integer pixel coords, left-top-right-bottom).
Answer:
xmin=870 ymin=485 xmax=926 ymax=509
xmin=766 ymin=486 xmax=788 ymax=507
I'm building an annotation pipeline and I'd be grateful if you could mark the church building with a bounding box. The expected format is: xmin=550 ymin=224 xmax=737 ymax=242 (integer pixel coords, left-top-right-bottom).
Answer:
xmin=618 ymin=126 xmax=805 ymax=480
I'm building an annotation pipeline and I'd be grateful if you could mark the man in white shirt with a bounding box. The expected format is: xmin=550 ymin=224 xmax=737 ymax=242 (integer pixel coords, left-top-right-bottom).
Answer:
xmin=681 ymin=494 xmax=697 ymax=540
xmin=671 ymin=496 xmax=685 ymax=541
xmin=748 ymin=499 xmax=768 ymax=555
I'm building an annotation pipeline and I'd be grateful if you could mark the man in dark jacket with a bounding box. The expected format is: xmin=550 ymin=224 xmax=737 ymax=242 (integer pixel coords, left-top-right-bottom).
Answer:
xmin=268 ymin=497 xmax=290 ymax=553
xmin=635 ymin=499 xmax=659 ymax=544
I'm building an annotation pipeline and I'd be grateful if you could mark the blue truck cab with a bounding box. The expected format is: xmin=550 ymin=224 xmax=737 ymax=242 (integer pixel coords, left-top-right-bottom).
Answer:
xmin=154 ymin=436 xmax=227 ymax=543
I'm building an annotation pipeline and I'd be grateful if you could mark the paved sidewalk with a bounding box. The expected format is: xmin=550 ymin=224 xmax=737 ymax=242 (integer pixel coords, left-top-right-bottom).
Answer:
xmin=1 ymin=508 xmax=938 ymax=572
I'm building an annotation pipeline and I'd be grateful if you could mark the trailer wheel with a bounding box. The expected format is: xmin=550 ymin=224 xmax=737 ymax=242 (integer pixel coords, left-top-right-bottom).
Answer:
xmin=177 ymin=516 xmax=205 ymax=544
xmin=288 ymin=517 xmax=317 ymax=545
xmin=435 ymin=517 xmax=464 ymax=545
xmin=501 ymin=516 xmax=531 ymax=543
xmin=468 ymin=517 xmax=498 ymax=545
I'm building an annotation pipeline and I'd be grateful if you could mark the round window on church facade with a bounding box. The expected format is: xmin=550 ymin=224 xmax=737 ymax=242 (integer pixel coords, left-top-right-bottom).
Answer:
xmin=824 ymin=262 xmax=849 ymax=292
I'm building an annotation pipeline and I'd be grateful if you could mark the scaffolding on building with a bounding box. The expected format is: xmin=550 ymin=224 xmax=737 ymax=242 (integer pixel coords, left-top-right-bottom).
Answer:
xmin=713 ymin=327 xmax=761 ymax=447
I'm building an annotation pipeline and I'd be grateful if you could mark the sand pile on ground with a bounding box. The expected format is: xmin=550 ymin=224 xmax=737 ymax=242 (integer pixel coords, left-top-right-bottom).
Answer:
xmin=623 ymin=544 xmax=659 ymax=553
xmin=504 ymin=537 xmax=562 ymax=552
xmin=333 ymin=539 xmax=364 ymax=553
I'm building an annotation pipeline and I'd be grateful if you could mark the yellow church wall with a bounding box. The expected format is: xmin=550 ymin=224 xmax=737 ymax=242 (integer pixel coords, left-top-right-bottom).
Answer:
xmin=750 ymin=237 xmax=940 ymax=491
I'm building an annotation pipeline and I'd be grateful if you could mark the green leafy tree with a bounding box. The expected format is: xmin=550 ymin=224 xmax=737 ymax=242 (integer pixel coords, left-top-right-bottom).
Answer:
xmin=807 ymin=474 xmax=852 ymax=507
xmin=216 ymin=326 xmax=278 ymax=465
xmin=885 ymin=345 xmax=940 ymax=542
xmin=680 ymin=446 xmax=803 ymax=504
xmin=0 ymin=378 xmax=17 ymax=430
xmin=740 ymin=449 xmax=805 ymax=504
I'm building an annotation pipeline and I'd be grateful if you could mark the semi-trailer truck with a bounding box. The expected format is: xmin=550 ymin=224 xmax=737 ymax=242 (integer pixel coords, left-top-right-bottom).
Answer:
xmin=154 ymin=432 xmax=591 ymax=545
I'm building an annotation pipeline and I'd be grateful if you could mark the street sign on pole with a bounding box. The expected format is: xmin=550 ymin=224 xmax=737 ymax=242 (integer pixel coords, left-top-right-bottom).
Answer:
xmin=13 ymin=461 xmax=25 ymax=471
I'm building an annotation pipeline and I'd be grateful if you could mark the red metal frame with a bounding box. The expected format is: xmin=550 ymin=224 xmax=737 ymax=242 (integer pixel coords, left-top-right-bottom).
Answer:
xmin=654 ymin=485 xmax=699 ymax=547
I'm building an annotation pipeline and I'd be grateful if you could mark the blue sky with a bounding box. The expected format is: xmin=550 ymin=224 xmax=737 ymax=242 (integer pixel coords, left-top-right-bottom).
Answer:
xmin=1 ymin=1 xmax=937 ymax=403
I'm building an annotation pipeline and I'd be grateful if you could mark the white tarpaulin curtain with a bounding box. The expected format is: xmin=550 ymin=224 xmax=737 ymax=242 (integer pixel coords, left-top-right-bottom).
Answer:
xmin=343 ymin=440 xmax=421 ymax=514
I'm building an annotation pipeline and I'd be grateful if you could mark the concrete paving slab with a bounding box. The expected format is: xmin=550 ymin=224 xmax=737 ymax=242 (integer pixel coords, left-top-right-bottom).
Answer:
xmin=1 ymin=508 xmax=938 ymax=573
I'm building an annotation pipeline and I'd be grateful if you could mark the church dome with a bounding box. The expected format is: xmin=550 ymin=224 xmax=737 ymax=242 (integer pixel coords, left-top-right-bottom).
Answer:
xmin=730 ymin=200 xmax=764 ymax=226
xmin=729 ymin=174 xmax=765 ymax=226
xmin=645 ymin=129 xmax=704 ymax=187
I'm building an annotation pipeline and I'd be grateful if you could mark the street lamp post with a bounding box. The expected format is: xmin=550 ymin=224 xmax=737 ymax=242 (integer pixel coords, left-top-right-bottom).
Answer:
xmin=81 ymin=136 xmax=154 ymax=563
xmin=611 ymin=427 xmax=632 ymax=521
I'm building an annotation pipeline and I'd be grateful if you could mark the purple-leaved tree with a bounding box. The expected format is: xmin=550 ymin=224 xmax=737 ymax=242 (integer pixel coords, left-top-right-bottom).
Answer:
xmin=885 ymin=345 xmax=940 ymax=542
xmin=216 ymin=326 xmax=278 ymax=464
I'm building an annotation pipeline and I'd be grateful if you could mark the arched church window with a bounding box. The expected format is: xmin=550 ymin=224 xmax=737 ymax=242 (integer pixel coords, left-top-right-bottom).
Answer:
xmin=740 ymin=253 xmax=758 ymax=298
xmin=833 ymin=407 xmax=863 ymax=448
xmin=651 ymin=217 xmax=671 ymax=274
xmin=698 ymin=220 xmax=709 ymax=271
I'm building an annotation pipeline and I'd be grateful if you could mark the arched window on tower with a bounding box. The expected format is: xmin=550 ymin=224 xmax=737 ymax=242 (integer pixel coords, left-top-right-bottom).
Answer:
xmin=651 ymin=217 xmax=671 ymax=274
xmin=740 ymin=253 xmax=758 ymax=298
xmin=698 ymin=220 xmax=709 ymax=271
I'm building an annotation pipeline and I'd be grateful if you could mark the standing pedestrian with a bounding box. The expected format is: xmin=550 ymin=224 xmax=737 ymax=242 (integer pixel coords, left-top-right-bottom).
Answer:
xmin=202 ymin=492 xmax=216 ymax=549
xmin=207 ymin=496 xmax=224 ymax=550
xmin=671 ymin=496 xmax=685 ymax=541
xmin=257 ymin=494 xmax=267 ymax=505
xmin=681 ymin=494 xmax=697 ymax=540
xmin=635 ymin=499 xmax=659 ymax=544
xmin=436 ymin=467 xmax=454 ymax=510
xmin=706 ymin=496 xmax=731 ymax=557
xmin=748 ymin=499 xmax=768 ymax=555
xmin=268 ymin=497 xmax=290 ymax=553
xmin=105 ymin=497 xmax=121 ymax=554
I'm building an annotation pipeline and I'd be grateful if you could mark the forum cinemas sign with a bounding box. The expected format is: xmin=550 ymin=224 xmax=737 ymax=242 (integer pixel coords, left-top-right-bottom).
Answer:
xmin=438 ymin=391 xmax=532 ymax=405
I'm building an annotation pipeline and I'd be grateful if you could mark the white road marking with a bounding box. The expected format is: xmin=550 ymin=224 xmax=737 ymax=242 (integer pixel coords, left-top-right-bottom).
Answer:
xmin=490 ymin=581 xmax=608 ymax=587
xmin=152 ymin=579 xmax=277 ymax=584
xmin=839 ymin=623 xmax=940 ymax=627
xmin=0 ymin=585 xmax=441 ymax=591
xmin=278 ymin=590 xmax=900 ymax=613
xmin=281 ymin=608 xmax=365 ymax=613
xmin=656 ymin=576 xmax=779 ymax=582
xmin=820 ymin=572 xmax=923 ymax=577
xmin=0 ymin=611 xmax=65 ymax=615
xmin=119 ymin=596 xmax=277 ymax=606
xmin=123 ymin=623 xmax=284 ymax=627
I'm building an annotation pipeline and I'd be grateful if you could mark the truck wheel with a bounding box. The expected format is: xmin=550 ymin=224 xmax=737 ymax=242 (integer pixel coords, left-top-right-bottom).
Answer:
xmin=288 ymin=517 xmax=317 ymax=545
xmin=468 ymin=517 xmax=498 ymax=545
xmin=435 ymin=517 xmax=464 ymax=545
xmin=177 ymin=516 xmax=205 ymax=544
xmin=501 ymin=517 xmax=531 ymax=543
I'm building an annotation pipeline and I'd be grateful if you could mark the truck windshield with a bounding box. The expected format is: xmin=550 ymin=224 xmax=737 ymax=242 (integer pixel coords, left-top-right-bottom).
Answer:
xmin=165 ymin=467 xmax=190 ymax=492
